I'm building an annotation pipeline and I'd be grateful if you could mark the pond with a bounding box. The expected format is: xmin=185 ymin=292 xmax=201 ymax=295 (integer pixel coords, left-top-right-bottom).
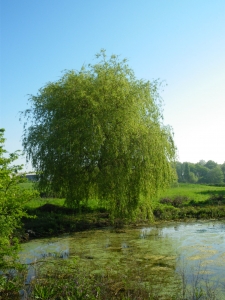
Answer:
xmin=20 ymin=220 xmax=225 ymax=298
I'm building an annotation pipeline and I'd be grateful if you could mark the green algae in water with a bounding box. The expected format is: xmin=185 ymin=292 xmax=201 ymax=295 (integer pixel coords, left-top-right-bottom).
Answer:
xmin=20 ymin=220 xmax=225 ymax=298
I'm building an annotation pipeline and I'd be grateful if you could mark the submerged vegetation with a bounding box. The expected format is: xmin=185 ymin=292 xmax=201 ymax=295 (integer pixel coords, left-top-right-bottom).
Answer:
xmin=2 ymin=220 xmax=225 ymax=300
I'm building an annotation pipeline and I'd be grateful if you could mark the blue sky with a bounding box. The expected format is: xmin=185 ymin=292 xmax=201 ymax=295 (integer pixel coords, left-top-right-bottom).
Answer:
xmin=1 ymin=0 xmax=225 ymax=170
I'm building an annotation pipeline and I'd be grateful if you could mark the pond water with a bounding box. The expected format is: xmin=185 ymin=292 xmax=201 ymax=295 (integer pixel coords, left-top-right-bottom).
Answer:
xmin=20 ymin=220 xmax=225 ymax=297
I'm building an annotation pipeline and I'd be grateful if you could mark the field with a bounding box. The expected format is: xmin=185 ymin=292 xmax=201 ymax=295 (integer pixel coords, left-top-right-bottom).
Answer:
xmin=22 ymin=182 xmax=225 ymax=209
xmin=157 ymin=183 xmax=225 ymax=203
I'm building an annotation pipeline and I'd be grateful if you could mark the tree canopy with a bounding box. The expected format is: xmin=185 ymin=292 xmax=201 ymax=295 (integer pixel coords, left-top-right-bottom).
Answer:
xmin=22 ymin=51 xmax=176 ymax=219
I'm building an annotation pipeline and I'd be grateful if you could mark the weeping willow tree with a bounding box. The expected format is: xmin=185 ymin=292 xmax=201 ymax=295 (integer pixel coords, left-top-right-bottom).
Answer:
xmin=22 ymin=50 xmax=176 ymax=219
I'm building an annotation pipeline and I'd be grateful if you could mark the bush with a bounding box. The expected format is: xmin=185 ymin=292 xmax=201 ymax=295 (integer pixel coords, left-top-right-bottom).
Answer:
xmin=159 ymin=196 xmax=189 ymax=208
xmin=0 ymin=128 xmax=38 ymax=270
xmin=153 ymin=206 xmax=179 ymax=220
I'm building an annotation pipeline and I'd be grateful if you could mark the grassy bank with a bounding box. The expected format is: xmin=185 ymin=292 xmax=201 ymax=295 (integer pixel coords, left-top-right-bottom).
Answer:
xmin=152 ymin=183 xmax=225 ymax=221
xmin=20 ymin=183 xmax=225 ymax=239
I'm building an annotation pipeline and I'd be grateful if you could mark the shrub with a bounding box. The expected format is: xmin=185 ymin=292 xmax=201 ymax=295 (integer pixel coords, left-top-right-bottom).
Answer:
xmin=159 ymin=196 xmax=189 ymax=208
xmin=0 ymin=128 xmax=38 ymax=271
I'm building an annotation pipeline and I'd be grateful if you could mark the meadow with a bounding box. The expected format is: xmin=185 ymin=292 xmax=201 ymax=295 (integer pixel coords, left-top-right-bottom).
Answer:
xmin=152 ymin=183 xmax=225 ymax=221
xmin=157 ymin=183 xmax=225 ymax=202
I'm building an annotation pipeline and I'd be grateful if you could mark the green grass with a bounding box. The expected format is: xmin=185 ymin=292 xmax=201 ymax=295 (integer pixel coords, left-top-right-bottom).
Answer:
xmin=19 ymin=182 xmax=35 ymax=190
xmin=19 ymin=182 xmax=65 ymax=209
xmin=157 ymin=183 xmax=225 ymax=203
xmin=151 ymin=183 xmax=225 ymax=221
xmin=23 ymin=197 xmax=65 ymax=209
xmin=23 ymin=196 xmax=101 ymax=211
xmin=22 ymin=182 xmax=225 ymax=211
xmin=20 ymin=181 xmax=101 ymax=210
xmin=20 ymin=182 xmax=225 ymax=238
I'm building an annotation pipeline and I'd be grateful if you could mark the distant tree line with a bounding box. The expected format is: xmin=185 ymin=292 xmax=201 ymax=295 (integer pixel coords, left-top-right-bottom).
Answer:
xmin=176 ymin=160 xmax=225 ymax=184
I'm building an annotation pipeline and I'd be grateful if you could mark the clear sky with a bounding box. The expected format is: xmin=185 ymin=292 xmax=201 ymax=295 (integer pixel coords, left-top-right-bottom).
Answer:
xmin=1 ymin=0 xmax=225 ymax=170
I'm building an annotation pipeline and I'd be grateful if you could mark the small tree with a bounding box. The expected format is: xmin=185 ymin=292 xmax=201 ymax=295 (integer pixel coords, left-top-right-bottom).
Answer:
xmin=198 ymin=160 xmax=206 ymax=166
xmin=0 ymin=129 xmax=37 ymax=270
xmin=183 ymin=163 xmax=191 ymax=183
xmin=195 ymin=163 xmax=209 ymax=183
xmin=205 ymin=160 xmax=218 ymax=170
xmin=175 ymin=161 xmax=184 ymax=182
xmin=206 ymin=167 xmax=224 ymax=184
xmin=22 ymin=51 xmax=176 ymax=219
xmin=189 ymin=172 xmax=198 ymax=183
xmin=220 ymin=162 xmax=225 ymax=183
